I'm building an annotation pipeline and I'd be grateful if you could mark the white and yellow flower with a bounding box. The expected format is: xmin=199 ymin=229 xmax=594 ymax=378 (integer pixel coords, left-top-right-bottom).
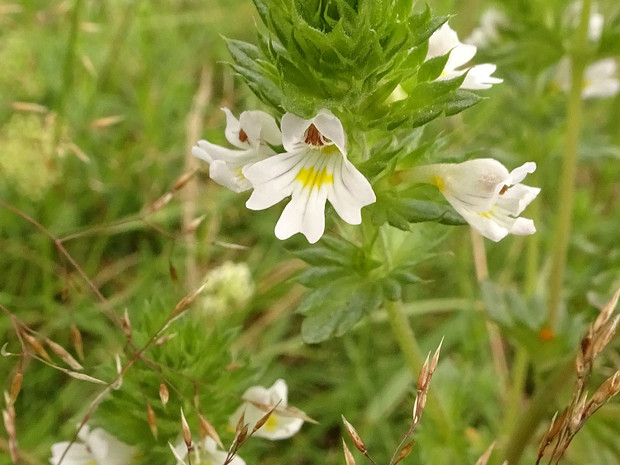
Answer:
xmin=427 ymin=22 xmax=503 ymax=90
xmin=229 ymin=379 xmax=305 ymax=440
xmin=410 ymin=159 xmax=540 ymax=242
xmin=244 ymin=109 xmax=376 ymax=244
xmin=192 ymin=108 xmax=281 ymax=192
xmin=555 ymin=57 xmax=620 ymax=99
xmin=170 ymin=437 xmax=245 ymax=465
xmin=50 ymin=426 xmax=135 ymax=465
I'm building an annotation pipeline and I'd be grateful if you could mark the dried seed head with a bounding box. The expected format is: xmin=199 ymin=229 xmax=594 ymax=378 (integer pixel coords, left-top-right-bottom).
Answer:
xmin=417 ymin=354 xmax=431 ymax=392
xmin=180 ymin=408 xmax=192 ymax=447
xmin=591 ymin=315 xmax=619 ymax=359
xmin=342 ymin=438 xmax=357 ymax=465
xmin=147 ymin=403 xmax=158 ymax=438
xmin=593 ymin=288 xmax=620 ymax=334
xmin=430 ymin=338 xmax=443 ymax=374
xmin=22 ymin=332 xmax=51 ymax=361
xmin=235 ymin=411 xmax=246 ymax=436
xmin=252 ymin=404 xmax=278 ymax=434
xmin=589 ymin=371 xmax=620 ymax=411
xmin=149 ymin=192 xmax=173 ymax=213
xmin=9 ymin=372 xmax=22 ymax=405
xmin=159 ymin=383 xmax=169 ymax=407
xmin=173 ymin=171 xmax=197 ymax=191
xmin=394 ymin=440 xmax=415 ymax=465
xmin=183 ymin=215 xmax=206 ymax=235
xmin=70 ymin=325 xmax=84 ymax=361
xmin=236 ymin=423 xmax=249 ymax=445
xmin=475 ymin=442 xmax=495 ymax=465
xmin=45 ymin=338 xmax=83 ymax=371
xmin=341 ymin=415 xmax=366 ymax=453
xmin=121 ymin=310 xmax=132 ymax=339
xmin=199 ymin=414 xmax=224 ymax=449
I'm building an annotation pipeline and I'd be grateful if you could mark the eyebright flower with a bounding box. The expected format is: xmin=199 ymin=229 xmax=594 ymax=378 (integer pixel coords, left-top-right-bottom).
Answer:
xmin=555 ymin=57 xmax=620 ymax=99
xmin=192 ymin=108 xmax=281 ymax=193
xmin=244 ymin=109 xmax=376 ymax=244
xmin=410 ymin=159 xmax=540 ymax=242
xmin=427 ymin=22 xmax=503 ymax=90
xmin=465 ymin=8 xmax=508 ymax=48
xmin=50 ymin=426 xmax=136 ymax=465
xmin=229 ymin=379 xmax=306 ymax=440
xmin=170 ymin=437 xmax=245 ymax=465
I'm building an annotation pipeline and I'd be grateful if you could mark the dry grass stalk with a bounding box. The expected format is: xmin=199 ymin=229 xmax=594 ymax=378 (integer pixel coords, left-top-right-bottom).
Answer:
xmin=146 ymin=403 xmax=158 ymax=438
xmin=536 ymin=288 xmax=620 ymax=465
xmin=159 ymin=383 xmax=170 ymax=407
xmin=340 ymin=340 xmax=447 ymax=465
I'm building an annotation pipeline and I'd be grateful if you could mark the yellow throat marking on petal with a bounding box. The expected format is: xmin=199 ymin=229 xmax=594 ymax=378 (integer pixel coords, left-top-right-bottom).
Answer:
xmin=264 ymin=414 xmax=279 ymax=431
xmin=479 ymin=211 xmax=492 ymax=219
xmin=201 ymin=462 xmax=214 ymax=465
xmin=431 ymin=175 xmax=445 ymax=192
xmin=86 ymin=462 xmax=97 ymax=465
xmin=296 ymin=166 xmax=334 ymax=190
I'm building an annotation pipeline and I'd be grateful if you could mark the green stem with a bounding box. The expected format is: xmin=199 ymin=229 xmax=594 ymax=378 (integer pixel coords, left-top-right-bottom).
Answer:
xmin=501 ymin=358 xmax=573 ymax=465
xmin=501 ymin=348 xmax=529 ymax=437
xmin=384 ymin=299 xmax=452 ymax=434
xmin=547 ymin=0 xmax=592 ymax=328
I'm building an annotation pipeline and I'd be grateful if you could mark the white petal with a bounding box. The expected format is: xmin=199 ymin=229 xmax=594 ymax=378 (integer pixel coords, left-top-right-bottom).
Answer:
xmin=508 ymin=217 xmax=536 ymax=236
xmin=222 ymin=108 xmax=247 ymax=149
xmin=497 ymin=184 xmax=541 ymax=216
xmin=88 ymin=429 xmax=135 ymax=465
xmin=274 ymin=185 xmax=327 ymax=243
xmin=460 ymin=209 xmax=509 ymax=242
xmin=192 ymin=144 xmax=213 ymax=163
xmin=328 ymin=158 xmax=376 ymax=225
xmin=585 ymin=59 xmax=618 ymax=82
xmin=446 ymin=43 xmax=477 ymax=71
xmin=245 ymin=151 xmax=305 ymax=210
xmin=50 ymin=442 xmax=93 ymax=465
xmin=210 ymin=160 xmax=252 ymax=193
xmin=461 ymin=64 xmax=503 ymax=90
xmin=269 ymin=379 xmax=289 ymax=404
xmin=588 ymin=13 xmax=604 ymax=42
xmin=583 ymin=78 xmax=620 ymax=99
xmin=312 ymin=109 xmax=347 ymax=156
xmin=507 ymin=161 xmax=536 ymax=185
xmin=195 ymin=140 xmax=245 ymax=163
xmin=240 ymin=110 xmax=282 ymax=146
xmin=281 ymin=112 xmax=312 ymax=152
xmin=427 ymin=23 xmax=460 ymax=59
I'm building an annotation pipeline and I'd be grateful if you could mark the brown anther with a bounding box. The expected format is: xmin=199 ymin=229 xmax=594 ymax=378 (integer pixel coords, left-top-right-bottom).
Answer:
xmin=238 ymin=129 xmax=248 ymax=143
xmin=499 ymin=185 xmax=509 ymax=195
xmin=304 ymin=124 xmax=325 ymax=146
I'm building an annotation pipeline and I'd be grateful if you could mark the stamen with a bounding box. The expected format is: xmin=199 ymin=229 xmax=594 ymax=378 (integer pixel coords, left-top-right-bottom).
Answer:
xmin=304 ymin=124 xmax=327 ymax=146
xmin=499 ymin=185 xmax=509 ymax=195
xmin=238 ymin=129 xmax=248 ymax=143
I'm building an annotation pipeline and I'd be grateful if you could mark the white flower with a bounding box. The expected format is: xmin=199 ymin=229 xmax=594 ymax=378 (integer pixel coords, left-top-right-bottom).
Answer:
xmin=427 ymin=22 xmax=503 ymax=90
xmin=229 ymin=379 xmax=305 ymax=440
xmin=192 ymin=108 xmax=281 ymax=193
xmin=244 ymin=109 xmax=376 ymax=244
xmin=465 ymin=8 xmax=508 ymax=48
xmin=411 ymin=159 xmax=540 ymax=242
xmin=565 ymin=2 xmax=604 ymax=43
xmin=170 ymin=437 xmax=245 ymax=465
xmin=50 ymin=426 xmax=135 ymax=465
xmin=555 ymin=57 xmax=620 ymax=99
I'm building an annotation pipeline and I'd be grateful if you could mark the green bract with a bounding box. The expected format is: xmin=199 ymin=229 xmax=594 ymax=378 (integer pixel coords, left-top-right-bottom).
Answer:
xmin=227 ymin=0 xmax=482 ymax=132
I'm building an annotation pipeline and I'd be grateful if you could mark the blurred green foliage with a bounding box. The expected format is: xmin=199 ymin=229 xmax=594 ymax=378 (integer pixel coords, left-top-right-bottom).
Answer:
xmin=1 ymin=1 xmax=619 ymax=465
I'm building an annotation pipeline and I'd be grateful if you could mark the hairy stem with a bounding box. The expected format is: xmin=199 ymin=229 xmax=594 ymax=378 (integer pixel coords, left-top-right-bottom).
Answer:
xmin=547 ymin=0 xmax=592 ymax=328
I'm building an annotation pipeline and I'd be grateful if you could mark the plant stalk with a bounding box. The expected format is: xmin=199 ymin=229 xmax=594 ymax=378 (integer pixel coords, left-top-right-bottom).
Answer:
xmin=547 ymin=0 xmax=592 ymax=328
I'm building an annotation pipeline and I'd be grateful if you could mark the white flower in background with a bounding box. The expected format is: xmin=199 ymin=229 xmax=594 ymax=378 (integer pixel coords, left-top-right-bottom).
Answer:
xmin=426 ymin=22 xmax=503 ymax=90
xmin=50 ymin=426 xmax=135 ymax=465
xmin=200 ymin=261 xmax=254 ymax=314
xmin=171 ymin=437 xmax=245 ymax=465
xmin=465 ymin=8 xmax=508 ymax=48
xmin=244 ymin=109 xmax=376 ymax=244
xmin=564 ymin=2 xmax=604 ymax=42
xmin=192 ymin=108 xmax=281 ymax=193
xmin=229 ymin=379 xmax=306 ymax=440
xmin=410 ymin=159 xmax=540 ymax=242
xmin=555 ymin=57 xmax=620 ymax=99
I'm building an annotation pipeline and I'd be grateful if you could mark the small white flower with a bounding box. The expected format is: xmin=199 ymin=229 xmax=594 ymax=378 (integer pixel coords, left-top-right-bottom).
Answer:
xmin=565 ymin=2 xmax=604 ymax=43
xmin=465 ymin=8 xmax=508 ymax=48
xmin=50 ymin=426 xmax=135 ymax=465
xmin=555 ymin=57 xmax=620 ymax=99
xmin=229 ymin=379 xmax=306 ymax=440
xmin=427 ymin=22 xmax=503 ymax=90
xmin=170 ymin=437 xmax=245 ymax=465
xmin=244 ymin=109 xmax=376 ymax=244
xmin=411 ymin=159 xmax=540 ymax=242
xmin=192 ymin=108 xmax=281 ymax=193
